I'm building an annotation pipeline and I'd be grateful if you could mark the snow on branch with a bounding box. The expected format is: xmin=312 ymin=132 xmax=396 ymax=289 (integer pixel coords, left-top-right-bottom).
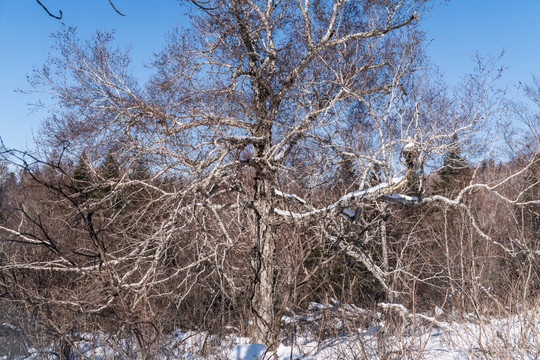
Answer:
xmin=382 ymin=193 xmax=420 ymax=204
xmin=274 ymin=177 xmax=404 ymax=219
xmin=273 ymin=189 xmax=307 ymax=205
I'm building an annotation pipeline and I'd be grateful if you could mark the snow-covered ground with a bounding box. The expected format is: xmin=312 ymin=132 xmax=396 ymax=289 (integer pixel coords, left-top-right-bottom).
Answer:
xmin=4 ymin=303 xmax=540 ymax=359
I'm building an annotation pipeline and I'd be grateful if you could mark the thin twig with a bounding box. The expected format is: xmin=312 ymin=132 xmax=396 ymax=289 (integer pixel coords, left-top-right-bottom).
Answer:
xmin=107 ymin=0 xmax=126 ymax=16
xmin=35 ymin=0 xmax=62 ymax=19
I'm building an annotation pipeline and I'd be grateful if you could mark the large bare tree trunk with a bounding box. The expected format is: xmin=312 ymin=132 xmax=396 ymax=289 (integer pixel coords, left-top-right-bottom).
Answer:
xmin=251 ymin=168 xmax=278 ymax=348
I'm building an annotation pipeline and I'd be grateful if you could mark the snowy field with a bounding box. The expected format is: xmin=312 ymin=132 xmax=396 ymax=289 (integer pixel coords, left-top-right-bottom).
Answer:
xmin=3 ymin=303 xmax=540 ymax=359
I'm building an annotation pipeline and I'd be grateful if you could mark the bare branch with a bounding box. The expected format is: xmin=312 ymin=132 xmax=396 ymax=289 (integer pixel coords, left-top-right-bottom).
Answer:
xmin=35 ymin=0 xmax=62 ymax=19
xmin=107 ymin=0 xmax=126 ymax=16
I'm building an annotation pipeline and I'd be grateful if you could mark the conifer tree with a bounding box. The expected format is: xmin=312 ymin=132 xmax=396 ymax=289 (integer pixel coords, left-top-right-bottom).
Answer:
xmin=100 ymin=152 xmax=120 ymax=181
xmin=72 ymin=151 xmax=92 ymax=188
xmin=96 ymin=152 xmax=121 ymax=209
xmin=130 ymin=157 xmax=151 ymax=181
xmin=70 ymin=151 xmax=94 ymax=205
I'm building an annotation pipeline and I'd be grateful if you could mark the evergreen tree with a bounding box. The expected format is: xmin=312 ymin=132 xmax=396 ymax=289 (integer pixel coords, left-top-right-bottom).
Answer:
xmin=70 ymin=151 xmax=94 ymax=205
xmin=72 ymin=151 xmax=92 ymax=187
xmin=97 ymin=151 xmax=123 ymax=212
xmin=130 ymin=157 xmax=151 ymax=181
xmin=100 ymin=152 xmax=120 ymax=181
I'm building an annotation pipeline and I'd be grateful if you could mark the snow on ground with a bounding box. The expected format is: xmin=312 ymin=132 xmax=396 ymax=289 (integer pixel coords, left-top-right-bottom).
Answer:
xmin=3 ymin=304 xmax=540 ymax=359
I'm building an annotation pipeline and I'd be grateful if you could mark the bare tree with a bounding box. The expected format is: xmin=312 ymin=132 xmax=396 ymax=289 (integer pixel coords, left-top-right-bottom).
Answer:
xmin=2 ymin=1 xmax=539 ymax=357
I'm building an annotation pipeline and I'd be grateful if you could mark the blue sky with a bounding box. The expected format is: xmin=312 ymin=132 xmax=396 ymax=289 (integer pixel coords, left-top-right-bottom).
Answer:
xmin=1 ymin=0 xmax=539 ymax=151
xmin=423 ymin=0 xmax=540 ymax=88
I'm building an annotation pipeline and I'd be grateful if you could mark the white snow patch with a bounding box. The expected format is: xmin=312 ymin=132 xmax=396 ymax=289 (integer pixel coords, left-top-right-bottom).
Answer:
xmin=342 ymin=208 xmax=356 ymax=217
xmin=403 ymin=141 xmax=417 ymax=152
xmin=7 ymin=305 xmax=540 ymax=360
xmin=229 ymin=343 xmax=267 ymax=360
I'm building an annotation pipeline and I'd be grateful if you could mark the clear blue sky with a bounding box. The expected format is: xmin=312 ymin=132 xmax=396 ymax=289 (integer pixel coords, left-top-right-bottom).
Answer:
xmin=1 ymin=0 xmax=539 ymax=151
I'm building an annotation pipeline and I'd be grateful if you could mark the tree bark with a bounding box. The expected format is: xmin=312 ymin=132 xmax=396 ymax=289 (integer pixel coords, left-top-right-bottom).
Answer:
xmin=251 ymin=171 xmax=277 ymax=350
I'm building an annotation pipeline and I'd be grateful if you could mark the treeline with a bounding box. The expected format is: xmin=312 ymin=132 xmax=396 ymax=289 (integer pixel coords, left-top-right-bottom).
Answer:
xmin=0 ymin=144 xmax=538 ymax=358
